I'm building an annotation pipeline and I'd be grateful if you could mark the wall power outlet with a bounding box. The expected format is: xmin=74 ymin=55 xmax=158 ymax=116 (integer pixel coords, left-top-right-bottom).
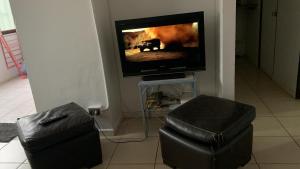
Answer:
xmin=88 ymin=107 xmax=101 ymax=116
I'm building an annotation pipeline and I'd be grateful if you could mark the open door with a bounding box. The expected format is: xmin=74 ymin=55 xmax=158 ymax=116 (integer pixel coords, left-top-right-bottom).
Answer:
xmin=274 ymin=0 xmax=300 ymax=97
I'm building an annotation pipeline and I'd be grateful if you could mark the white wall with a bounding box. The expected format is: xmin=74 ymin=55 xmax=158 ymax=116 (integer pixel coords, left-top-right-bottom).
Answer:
xmin=91 ymin=0 xmax=122 ymax=131
xmin=217 ymin=0 xmax=236 ymax=100
xmin=108 ymin=0 xmax=219 ymax=115
xmin=10 ymin=0 xmax=237 ymax=131
xmin=0 ymin=33 xmax=19 ymax=84
xmin=10 ymin=0 xmax=116 ymax=127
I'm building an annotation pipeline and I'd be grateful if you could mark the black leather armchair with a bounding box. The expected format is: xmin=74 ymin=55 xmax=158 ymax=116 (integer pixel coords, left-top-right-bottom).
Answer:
xmin=17 ymin=103 xmax=102 ymax=169
xmin=159 ymin=95 xmax=256 ymax=169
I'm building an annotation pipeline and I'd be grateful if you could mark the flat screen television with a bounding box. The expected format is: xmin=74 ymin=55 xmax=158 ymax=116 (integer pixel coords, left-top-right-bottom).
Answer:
xmin=115 ymin=12 xmax=206 ymax=77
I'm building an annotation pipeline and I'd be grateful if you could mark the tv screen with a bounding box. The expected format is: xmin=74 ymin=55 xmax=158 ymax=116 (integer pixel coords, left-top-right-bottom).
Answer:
xmin=115 ymin=12 xmax=205 ymax=77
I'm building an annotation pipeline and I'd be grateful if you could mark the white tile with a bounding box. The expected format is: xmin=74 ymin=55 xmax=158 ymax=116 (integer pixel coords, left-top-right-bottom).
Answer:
xmin=253 ymin=117 xmax=289 ymax=136
xmin=251 ymin=101 xmax=273 ymax=117
xmin=156 ymin=143 xmax=163 ymax=164
xmin=111 ymin=137 xmax=158 ymax=164
xmin=250 ymin=77 xmax=291 ymax=100
xmin=260 ymin=164 xmax=300 ymax=169
xmin=248 ymin=155 xmax=256 ymax=164
xmin=0 ymin=163 xmax=21 ymax=169
xmin=108 ymin=164 xmax=154 ymax=169
xmin=0 ymin=140 xmax=27 ymax=163
xmin=115 ymin=118 xmax=144 ymax=139
xmin=278 ymin=117 xmax=300 ymax=136
xmin=0 ymin=143 xmax=7 ymax=149
xmin=116 ymin=118 xmax=162 ymax=138
xmin=0 ymin=78 xmax=35 ymax=123
xmin=0 ymin=115 xmax=19 ymax=123
xmin=17 ymin=164 xmax=31 ymax=169
xmin=236 ymin=59 xmax=300 ymax=167
xmin=263 ymin=98 xmax=300 ymax=116
xmin=91 ymin=164 xmax=106 ymax=169
xmin=91 ymin=138 xmax=118 ymax=169
xmin=273 ymin=110 xmax=300 ymax=117
xmin=253 ymin=137 xmax=300 ymax=163
xmin=155 ymin=164 xmax=171 ymax=169
xmin=293 ymin=136 xmax=300 ymax=146
xmin=239 ymin=164 xmax=259 ymax=169
xmin=101 ymin=140 xmax=118 ymax=164
xmin=236 ymin=95 xmax=272 ymax=117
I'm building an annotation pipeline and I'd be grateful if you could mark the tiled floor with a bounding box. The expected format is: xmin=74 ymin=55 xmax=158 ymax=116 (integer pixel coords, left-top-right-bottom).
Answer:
xmin=1 ymin=60 xmax=300 ymax=169
xmin=236 ymin=60 xmax=300 ymax=169
xmin=0 ymin=78 xmax=36 ymax=123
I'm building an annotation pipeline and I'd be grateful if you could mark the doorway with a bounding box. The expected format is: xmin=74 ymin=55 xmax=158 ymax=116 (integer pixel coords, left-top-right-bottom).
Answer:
xmin=236 ymin=0 xmax=300 ymax=99
xmin=260 ymin=0 xmax=278 ymax=77
xmin=0 ymin=0 xmax=36 ymax=123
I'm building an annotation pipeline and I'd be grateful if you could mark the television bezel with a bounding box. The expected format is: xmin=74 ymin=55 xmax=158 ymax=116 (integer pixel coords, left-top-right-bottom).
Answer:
xmin=115 ymin=11 xmax=206 ymax=77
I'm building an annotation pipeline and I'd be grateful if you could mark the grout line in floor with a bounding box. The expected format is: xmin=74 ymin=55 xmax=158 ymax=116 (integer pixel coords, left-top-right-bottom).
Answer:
xmin=238 ymin=69 xmax=300 ymax=150
xmin=273 ymin=118 xmax=300 ymax=148
xmin=153 ymin=139 xmax=160 ymax=169
xmin=257 ymin=162 xmax=300 ymax=164
xmin=253 ymin=135 xmax=297 ymax=138
xmin=251 ymin=153 xmax=261 ymax=169
xmin=105 ymin=142 xmax=119 ymax=169
xmin=16 ymin=160 xmax=27 ymax=169
xmin=256 ymin=95 xmax=300 ymax=149
xmin=0 ymin=78 xmax=36 ymax=124
xmin=0 ymin=162 xmax=23 ymax=164
xmin=106 ymin=163 xmax=156 ymax=165
xmin=0 ymin=142 xmax=9 ymax=151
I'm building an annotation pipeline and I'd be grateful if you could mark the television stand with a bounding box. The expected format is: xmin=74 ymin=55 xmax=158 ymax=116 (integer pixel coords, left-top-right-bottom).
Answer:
xmin=142 ymin=73 xmax=186 ymax=81
xmin=138 ymin=74 xmax=197 ymax=137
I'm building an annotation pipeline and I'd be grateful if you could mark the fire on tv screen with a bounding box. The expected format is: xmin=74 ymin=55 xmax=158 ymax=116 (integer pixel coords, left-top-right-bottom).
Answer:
xmin=122 ymin=22 xmax=199 ymax=62
xmin=115 ymin=12 xmax=206 ymax=77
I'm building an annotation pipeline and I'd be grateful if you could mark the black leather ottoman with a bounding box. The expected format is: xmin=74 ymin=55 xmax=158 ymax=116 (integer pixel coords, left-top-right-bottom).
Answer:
xmin=159 ymin=95 xmax=256 ymax=169
xmin=17 ymin=103 xmax=102 ymax=169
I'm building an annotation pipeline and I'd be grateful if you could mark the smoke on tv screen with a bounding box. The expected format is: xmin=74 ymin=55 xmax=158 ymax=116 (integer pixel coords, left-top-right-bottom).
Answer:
xmin=122 ymin=22 xmax=199 ymax=62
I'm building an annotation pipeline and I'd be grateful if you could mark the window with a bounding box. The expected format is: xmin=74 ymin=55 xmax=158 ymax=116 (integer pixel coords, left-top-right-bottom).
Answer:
xmin=0 ymin=0 xmax=15 ymax=31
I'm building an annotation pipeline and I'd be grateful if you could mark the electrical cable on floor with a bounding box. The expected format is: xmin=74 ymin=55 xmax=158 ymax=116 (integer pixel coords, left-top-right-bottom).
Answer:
xmin=94 ymin=117 xmax=147 ymax=144
xmin=93 ymin=83 xmax=180 ymax=144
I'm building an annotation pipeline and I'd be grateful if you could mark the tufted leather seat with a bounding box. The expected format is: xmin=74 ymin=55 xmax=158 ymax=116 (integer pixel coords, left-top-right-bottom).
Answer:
xmin=165 ymin=95 xmax=255 ymax=147
xmin=17 ymin=103 xmax=102 ymax=169
xmin=159 ymin=95 xmax=256 ymax=169
xmin=17 ymin=103 xmax=95 ymax=152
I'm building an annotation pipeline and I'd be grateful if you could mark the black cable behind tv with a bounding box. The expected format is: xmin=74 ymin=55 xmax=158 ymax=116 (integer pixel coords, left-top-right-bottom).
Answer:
xmin=142 ymin=73 xmax=186 ymax=81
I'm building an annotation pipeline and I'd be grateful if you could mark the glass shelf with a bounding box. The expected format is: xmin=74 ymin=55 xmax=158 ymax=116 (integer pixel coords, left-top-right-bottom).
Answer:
xmin=138 ymin=75 xmax=197 ymax=137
